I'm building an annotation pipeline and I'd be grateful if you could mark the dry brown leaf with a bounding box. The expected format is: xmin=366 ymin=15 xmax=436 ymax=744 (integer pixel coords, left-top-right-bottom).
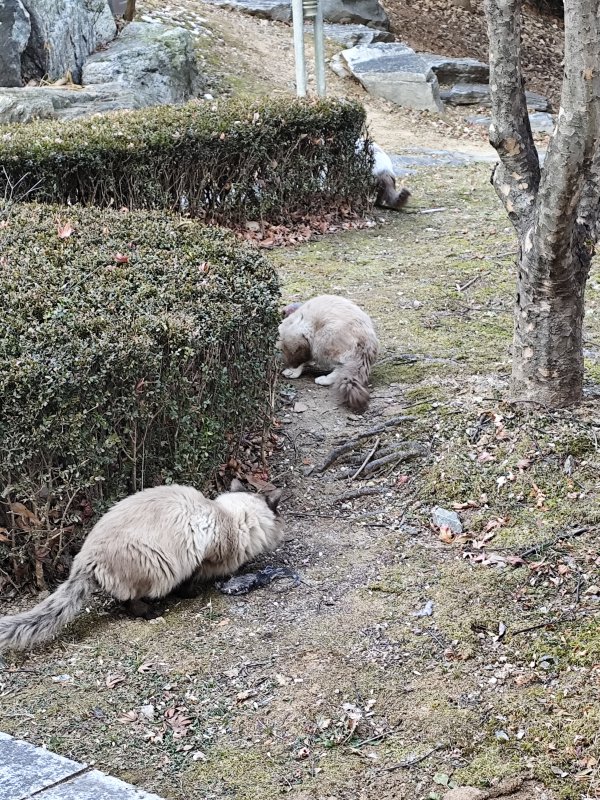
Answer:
xmin=236 ymin=688 xmax=258 ymax=703
xmin=438 ymin=525 xmax=455 ymax=544
xmin=137 ymin=660 xmax=155 ymax=673
xmin=105 ymin=672 xmax=126 ymax=689
xmin=10 ymin=502 xmax=42 ymax=529
xmin=118 ymin=710 xmax=139 ymax=724
xmin=57 ymin=221 xmax=75 ymax=239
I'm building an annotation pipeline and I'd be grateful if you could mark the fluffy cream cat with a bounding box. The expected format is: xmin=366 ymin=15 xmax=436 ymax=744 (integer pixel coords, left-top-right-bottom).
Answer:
xmin=278 ymin=295 xmax=379 ymax=413
xmin=0 ymin=480 xmax=282 ymax=651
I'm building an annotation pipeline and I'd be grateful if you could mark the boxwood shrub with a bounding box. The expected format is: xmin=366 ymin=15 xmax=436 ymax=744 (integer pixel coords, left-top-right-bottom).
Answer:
xmin=0 ymin=97 xmax=373 ymax=226
xmin=0 ymin=203 xmax=279 ymax=590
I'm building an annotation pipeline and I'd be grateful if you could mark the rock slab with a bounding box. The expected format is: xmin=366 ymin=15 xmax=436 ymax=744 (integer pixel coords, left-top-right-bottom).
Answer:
xmin=442 ymin=82 xmax=550 ymax=111
xmin=0 ymin=731 xmax=163 ymax=799
xmin=0 ymin=0 xmax=31 ymax=87
xmin=307 ymin=22 xmax=394 ymax=47
xmin=419 ymin=53 xmax=489 ymax=84
xmin=83 ymin=21 xmax=201 ymax=105
xmin=340 ymin=43 xmax=444 ymax=112
xmin=20 ymin=0 xmax=116 ymax=84
xmin=203 ymin=0 xmax=389 ymax=27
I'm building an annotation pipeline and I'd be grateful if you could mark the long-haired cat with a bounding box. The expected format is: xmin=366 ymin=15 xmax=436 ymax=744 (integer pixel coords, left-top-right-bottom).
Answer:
xmin=356 ymin=139 xmax=411 ymax=210
xmin=278 ymin=295 xmax=378 ymax=413
xmin=0 ymin=480 xmax=282 ymax=651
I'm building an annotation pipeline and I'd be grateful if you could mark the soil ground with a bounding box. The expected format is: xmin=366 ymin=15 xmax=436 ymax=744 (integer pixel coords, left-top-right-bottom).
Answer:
xmin=1 ymin=4 xmax=599 ymax=800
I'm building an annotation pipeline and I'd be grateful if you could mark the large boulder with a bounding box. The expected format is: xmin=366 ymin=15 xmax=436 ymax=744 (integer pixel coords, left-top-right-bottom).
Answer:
xmin=204 ymin=0 xmax=388 ymax=27
xmin=20 ymin=0 xmax=116 ymax=84
xmin=340 ymin=43 xmax=444 ymax=112
xmin=82 ymin=22 xmax=201 ymax=105
xmin=0 ymin=0 xmax=30 ymax=87
xmin=321 ymin=0 xmax=389 ymax=28
xmin=419 ymin=53 xmax=489 ymax=84
xmin=309 ymin=22 xmax=394 ymax=46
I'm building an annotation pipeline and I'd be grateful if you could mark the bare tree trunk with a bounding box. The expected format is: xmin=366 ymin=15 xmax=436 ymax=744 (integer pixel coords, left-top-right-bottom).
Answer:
xmin=123 ymin=0 xmax=136 ymax=22
xmin=484 ymin=0 xmax=600 ymax=406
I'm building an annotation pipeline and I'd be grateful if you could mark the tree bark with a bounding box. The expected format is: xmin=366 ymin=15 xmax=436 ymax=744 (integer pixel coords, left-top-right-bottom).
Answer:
xmin=484 ymin=0 xmax=600 ymax=406
xmin=124 ymin=0 xmax=136 ymax=22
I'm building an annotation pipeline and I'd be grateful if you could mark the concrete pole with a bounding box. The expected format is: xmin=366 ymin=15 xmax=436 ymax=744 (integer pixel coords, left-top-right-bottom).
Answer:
xmin=313 ymin=0 xmax=326 ymax=97
xmin=291 ymin=0 xmax=307 ymax=97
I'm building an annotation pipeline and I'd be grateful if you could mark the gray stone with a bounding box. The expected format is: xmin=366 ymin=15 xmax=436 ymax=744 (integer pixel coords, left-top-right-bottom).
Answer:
xmin=431 ymin=506 xmax=462 ymax=533
xmin=0 ymin=0 xmax=31 ymax=87
xmin=321 ymin=0 xmax=389 ymax=29
xmin=21 ymin=0 xmax=116 ymax=84
xmin=203 ymin=0 xmax=388 ymax=26
xmin=440 ymin=82 xmax=490 ymax=105
xmin=307 ymin=22 xmax=394 ymax=47
xmin=203 ymin=0 xmax=292 ymax=21
xmin=0 ymin=85 xmax=142 ymax=122
xmin=0 ymin=731 xmax=84 ymax=800
xmin=442 ymin=82 xmax=550 ymax=111
xmin=340 ymin=43 xmax=444 ymax=112
xmin=0 ymin=732 xmax=164 ymax=799
xmin=32 ymin=769 xmax=163 ymax=799
xmin=419 ymin=53 xmax=489 ymax=84
xmin=468 ymin=111 xmax=555 ymax=135
xmin=82 ymin=22 xmax=201 ymax=105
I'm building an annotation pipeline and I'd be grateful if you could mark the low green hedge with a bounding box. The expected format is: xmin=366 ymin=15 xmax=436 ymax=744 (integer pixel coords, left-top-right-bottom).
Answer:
xmin=0 ymin=97 xmax=373 ymax=226
xmin=0 ymin=204 xmax=279 ymax=590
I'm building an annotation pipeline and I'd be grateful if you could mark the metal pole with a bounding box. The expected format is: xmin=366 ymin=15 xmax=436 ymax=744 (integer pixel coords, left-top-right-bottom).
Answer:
xmin=313 ymin=0 xmax=326 ymax=97
xmin=291 ymin=0 xmax=307 ymax=97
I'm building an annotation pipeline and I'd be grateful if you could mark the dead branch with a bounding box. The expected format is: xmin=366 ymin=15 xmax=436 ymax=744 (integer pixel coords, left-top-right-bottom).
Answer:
xmin=317 ymin=415 xmax=415 ymax=472
xmin=384 ymin=743 xmax=444 ymax=772
xmin=331 ymin=487 xmax=387 ymax=504
xmin=517 ymin=525 xmax=595 ymax=558
xmin=351 ymin=437 xmax=380 ymax=479
xmin=361 ymin=444 xmax=428 ymax=475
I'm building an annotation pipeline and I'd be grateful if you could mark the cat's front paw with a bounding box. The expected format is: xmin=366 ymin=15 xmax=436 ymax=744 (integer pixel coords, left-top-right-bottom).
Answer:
xmin=283 ymin=367 xmax=303 ymax=379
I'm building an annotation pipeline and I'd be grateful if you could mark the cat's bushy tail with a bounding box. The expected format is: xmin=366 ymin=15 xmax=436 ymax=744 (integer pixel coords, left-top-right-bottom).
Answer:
xmin=0 ymin=565 xmax=94 ymax=651
xmin=334 ymin=342 xmax=377 ymax=414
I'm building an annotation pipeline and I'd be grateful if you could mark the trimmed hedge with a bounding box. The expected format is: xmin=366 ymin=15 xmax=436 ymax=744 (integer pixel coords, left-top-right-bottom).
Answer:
xmin=0 ymin=204 xmax=279 ymax=589
xmin=0 ymin=97 xmax=373 ymax=226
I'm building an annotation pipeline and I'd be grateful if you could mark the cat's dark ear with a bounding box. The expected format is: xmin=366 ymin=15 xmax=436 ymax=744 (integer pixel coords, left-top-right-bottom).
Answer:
xmin=264 ymin=488 xmax=282 ymax=513
xmin=230 ymin=478 xmax=246 ymax=493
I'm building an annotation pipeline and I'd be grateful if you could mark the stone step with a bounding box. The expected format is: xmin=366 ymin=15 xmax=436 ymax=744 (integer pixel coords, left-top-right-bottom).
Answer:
xmin=0 ymin=732 xmax=163 ymax=800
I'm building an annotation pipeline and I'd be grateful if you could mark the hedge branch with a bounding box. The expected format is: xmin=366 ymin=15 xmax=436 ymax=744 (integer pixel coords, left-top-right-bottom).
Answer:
xmin=484 ymin=0 xmax=540 ymax=232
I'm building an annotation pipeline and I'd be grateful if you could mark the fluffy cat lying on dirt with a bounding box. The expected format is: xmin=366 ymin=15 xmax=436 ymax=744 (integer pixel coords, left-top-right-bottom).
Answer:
xmin=357 ymin=139 xmax=411 ymax=210
xmin=278 ymin=295 xmax=379 ymax=414
xmin=0 ymin=480 xmax=282 ymax=651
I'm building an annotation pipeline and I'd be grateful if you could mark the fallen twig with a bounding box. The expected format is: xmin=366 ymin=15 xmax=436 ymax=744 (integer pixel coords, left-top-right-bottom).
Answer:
xmin=317 ymin=415 xmax=415 ymax=472
xmin=384 ymin=743 xmax=444 ymax=772
xmin=350 ymin=726 xmax=401 ymax=749
xmin=362 ymin=444 xmax=428 ymax=476
xmin=351 ymin=437 xmax=380 ymax=480
xmin=331 ymin=487 xmax=387 ymax=504
xmin=517 ymin=525 xmax=594 ymax=559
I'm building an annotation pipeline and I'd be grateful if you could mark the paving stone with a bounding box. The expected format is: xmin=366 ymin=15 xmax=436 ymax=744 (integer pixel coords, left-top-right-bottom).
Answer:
xmin=0 ymin=732 xmax=85 ymax=800
xmin=0 ymin=733 xmax=164 ymax=800
xmin=34 ymin=769 xmax=164 ymax=799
